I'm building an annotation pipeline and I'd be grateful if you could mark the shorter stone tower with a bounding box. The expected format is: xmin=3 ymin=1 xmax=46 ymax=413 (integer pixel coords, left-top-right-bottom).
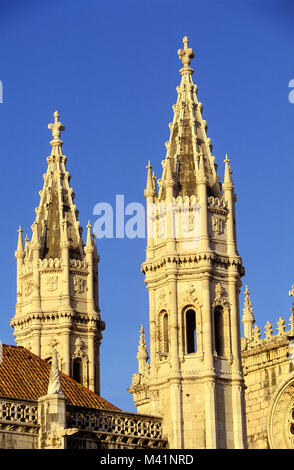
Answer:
xmin=11 ymin=112 xmax=104 ymax=394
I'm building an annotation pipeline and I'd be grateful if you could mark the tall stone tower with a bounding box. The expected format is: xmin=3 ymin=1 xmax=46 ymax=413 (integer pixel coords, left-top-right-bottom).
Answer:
xmin=129 ymin=37 xmax=247 ymax=449
xmin=11 ymin=112 xmax=104 ymax=394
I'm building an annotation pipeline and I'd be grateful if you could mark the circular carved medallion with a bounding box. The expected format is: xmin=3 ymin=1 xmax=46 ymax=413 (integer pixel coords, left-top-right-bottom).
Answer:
xmin=268 ymin=374 xmax=294 ymax=448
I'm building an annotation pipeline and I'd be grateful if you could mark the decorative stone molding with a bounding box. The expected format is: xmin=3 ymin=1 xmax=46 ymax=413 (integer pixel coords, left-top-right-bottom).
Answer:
xmin=45 ymin=275 xmax=58 ymax=292
xmin=73 ymin=276 xmax=85 ymax=294
xmin=39 ymin=258 xmax=62 ymax=270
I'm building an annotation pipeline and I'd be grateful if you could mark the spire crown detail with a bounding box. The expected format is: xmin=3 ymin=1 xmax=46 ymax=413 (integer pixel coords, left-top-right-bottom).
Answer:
xmin=178 ymin=36 xmax=195 ymax=74
xmin=48 ymin=111 xmax=65 ymax=147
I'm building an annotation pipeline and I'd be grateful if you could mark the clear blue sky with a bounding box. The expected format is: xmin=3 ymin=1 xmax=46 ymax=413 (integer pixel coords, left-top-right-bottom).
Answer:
xmin=0 ymin=0 xmax=294 ymax=412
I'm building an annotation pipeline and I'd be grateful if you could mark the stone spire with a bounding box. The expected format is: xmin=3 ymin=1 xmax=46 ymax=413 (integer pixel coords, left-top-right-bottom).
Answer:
xmin=158 ymin=36 xmax=221 ymax=201
xmin=47 ymin=348 xmax=63 ymax=395
xmin=242 ymin=286 xmax=255 ymax=341
xmin=26 ymin=111 xmax=83 ymax=260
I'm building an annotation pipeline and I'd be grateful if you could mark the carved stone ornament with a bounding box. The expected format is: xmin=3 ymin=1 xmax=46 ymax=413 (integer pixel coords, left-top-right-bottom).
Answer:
xmin=212 ymin=216 xmax=223 ymax=235
xmin=215 ymin=283 xmax=224 ymax=299
xmin=72 ymin=337 xmax=87 ymax=360
xmin=73 ymin=276 xmax=85 ymax=294
xmin=24 ymin=279 xmax=33 ymax=296
xmin=46 ymin=275 xmax=58 ymax=292
xmin=183 ymin=282 xmax=198 ymax=304
xmin=212 ymin=283 xmax=229 ymax=309
xmin=268 ymin=374 xmax=294 ymax=448
xmin=157 ymin=289 xmax=167 ymax=310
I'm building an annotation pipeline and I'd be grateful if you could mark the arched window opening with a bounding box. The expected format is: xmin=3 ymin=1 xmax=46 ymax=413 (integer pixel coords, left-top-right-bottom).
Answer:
xmin=163 ymin=313 xmax=169 ymax=353
xmin=186 ymin=309 xmax=197 ymax=354
xmin=214 ymin=307 xmax=225 ymax=357
xmin=73 ymin=358 xmax=82 ymax=384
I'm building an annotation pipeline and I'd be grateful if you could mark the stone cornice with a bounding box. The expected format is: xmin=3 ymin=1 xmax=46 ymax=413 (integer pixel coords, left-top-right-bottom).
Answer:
xmin=142 ymin=251 xmax=243 ymax=275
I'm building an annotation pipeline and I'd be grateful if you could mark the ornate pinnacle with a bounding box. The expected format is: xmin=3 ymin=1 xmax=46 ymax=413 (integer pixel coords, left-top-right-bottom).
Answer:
xmin=223 ymin=153 xmax=234 ymax=189
xmin=47 ymin=347 xmax=63 ymax=395
xmin=16 ymin=226 xmax=24 ymax=255
xmin=138 ymin=325 xmax=147 ymax=351
xmin=48 ymin=111 xmax=65 ymax=146
xmin=242 ymin=285 xmax=255 ymax=341
xmin=178 ymin=36 xmax=195 ymax=75
xmin=137 ymin=324 xmax=149 ymax=375
xmin=86 ymin=220 xmax=93 ymax=249
xmin=197 ymin=148 xmax=207 ymax=184
xmin=145 ymin=160 xmax=155 ymax=198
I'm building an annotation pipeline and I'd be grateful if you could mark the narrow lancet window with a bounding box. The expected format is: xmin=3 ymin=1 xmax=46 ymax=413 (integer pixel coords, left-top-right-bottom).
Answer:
xmin=214 ymin=307 xmax=225 ymax=357
xmin=186 ymin=309 xmax=197 ymax=354
xmin=163 ymin=313 xmax=169 ymax=353
xmin=73 ymin=358 xmax=82 ymax=384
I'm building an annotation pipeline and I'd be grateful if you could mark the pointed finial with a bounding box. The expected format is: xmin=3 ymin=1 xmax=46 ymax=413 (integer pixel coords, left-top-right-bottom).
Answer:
xmin=137 ymin=324 xmax=149 ymax=374
xmin=223 ymin=153 xmax=234 ymax=188
xmin=31 ymin=222 xmax=40 ymax=248
xmin=16 ymin=226 xmax=24 ymax=253
xmin=48 ymin=111 xmax=65 ymax=145
xmin=242 ymin=285 xmax=255 ymax=341
xmin=47 ymin=347 xmax=63 ymax=395
xmin=144 ymin=161 xmax=155 ymax=198
xmin=178 ymin=36 xmax=195 ymax=74
xmin=85 ymin=220 xmax=94 ymax=252
xmin=86 ymin=220 xmax=92 ymax=243
xmin=197 ymin=148 xmax=207 ymax=184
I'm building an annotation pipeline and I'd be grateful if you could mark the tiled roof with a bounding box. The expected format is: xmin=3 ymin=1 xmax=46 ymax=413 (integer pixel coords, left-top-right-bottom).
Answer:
xmin=0 ymin=345 xmax=120 ymax=411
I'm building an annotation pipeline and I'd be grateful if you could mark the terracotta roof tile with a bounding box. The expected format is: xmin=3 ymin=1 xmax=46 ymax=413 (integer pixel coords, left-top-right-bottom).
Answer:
xmin=0 ymin=345 xmax=120 ymax=411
